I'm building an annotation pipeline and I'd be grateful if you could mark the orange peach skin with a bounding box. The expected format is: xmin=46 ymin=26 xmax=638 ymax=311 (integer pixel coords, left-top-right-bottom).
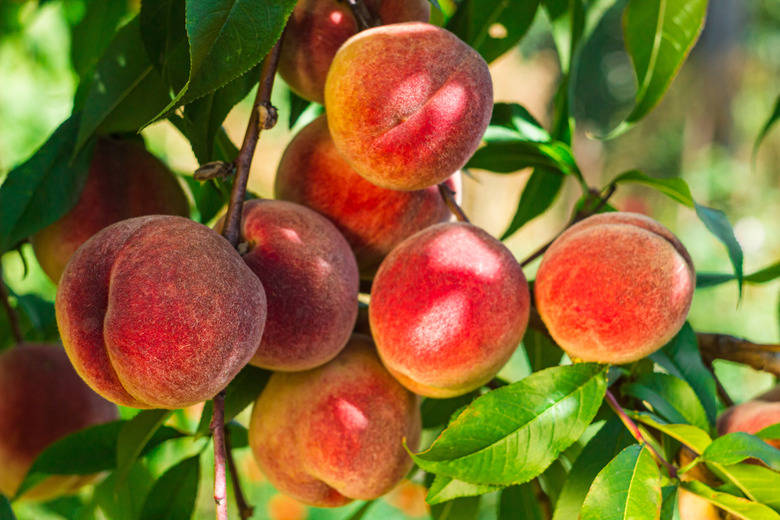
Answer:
xmin=0 ymin=344 xmax=118 ymax=500
xmin=56 ymin=215 xmax=266 ymax=409
xmin=325 ymin=22 xmax=493 ymax=191
xmin=369 ymin=222 xmax=530 ymax=398
xmin=249 ymin=335 xmax=421 ymax=507
xmin=534 ymin=212 xmax=696 ymax=365
xmin=717 ymin=386 xmax=780 ymax=449
xmin=217 ymin=199 xmax=359 ymax=371
xmin=32 ymin=137 xmax=189 ymax=284
xmin=275 ymin=115 xmax=459 ymax=277
xmin=278 ymin=0 xmax=430 ymax=104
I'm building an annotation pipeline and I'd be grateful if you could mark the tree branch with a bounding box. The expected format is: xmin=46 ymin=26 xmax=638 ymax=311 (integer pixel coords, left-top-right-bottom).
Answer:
xmin=211 ymin=390 xmax=228 ymax=520
xmin=438 ymin=182 xmax=470 ymax=223
xmin=699 ymin=333 xmax=780 ymax=378
xmin=0 ymin=266 xmax=23 ymax=345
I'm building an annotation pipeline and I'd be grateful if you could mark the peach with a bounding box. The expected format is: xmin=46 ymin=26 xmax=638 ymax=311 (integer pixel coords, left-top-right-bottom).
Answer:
xmin=717 ymin=386 xmax=780 ymax=449
xmin=274 ymin=115 xmax=460 ymax=277
xmin=0 ymin=343 xmax=118 ymax=500
xmin=32 ymin=137 xmax=189 ymax=284
xmin=324 ymin=22 xmax=493 ymax=191
xmin=56 ymin=215 xmax=266 ymax=409
xmin=248 ymin=334 xmax=421 ymax=507
xmin=278 ymin=0 xmax=430 ymax=104
xmin=369 ymin=222 xmax=530 ymax=398
xmin=534 ymin=212 xmax=696 ymax=365
xmin=216 ymin=199 xmax=359 ymax=371
xmin=677 ymin=488 xmax=721 ymax=519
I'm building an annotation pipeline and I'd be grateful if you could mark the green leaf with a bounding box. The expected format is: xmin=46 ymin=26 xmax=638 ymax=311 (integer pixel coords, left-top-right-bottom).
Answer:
xmin=681 ymin=480 xmax=780 ymax=520
xmin=522 ymin=327 xmax=564 ymax=373
xmin=427 ymin=475 xmax=500 ymax=505
xmin=139 ymin=455 xmax=201 ymax=520
xmin=466 ymin=141 xmax=579 ymax=175
xmin=650 ymin=323 xmax=718 ymax=425
xmin=485 ymin=103 xmax=550 ymax=143
xmin=75 ymin=17 xmax=172 ymax=152
xmin=0 ymin=495 xmax=14 ymax=520
xmin=697 ymin=260 xmax=780 ymax=289
xmin=430 ymin=495 xmax=481 ymax=520
xmin=196 ymin=364 xmax=271 ymax=436
xmin=115 ymin=410 xmax=174 ymax=491
xmin=630 ymin=413 xmax=712 ymax=454
xmin=344 ymin=501 xmax=375 ymax=520
xmin=542 ymin=0 xmax=585 ymax=74
xmin=753 ymin=94 xmax=780 ymax=161
xmin=623 ymin=373 xmax=709 ymax=431
xmin=552 ymin=416 xmax=634 ymax=520
xmin=421 ymin=393 xmax=479 ymax=430
xmin=714 ymin=463 xmax=780 ymax=512
xmin=0 ymin=115 xmax=93 ymax=255
xmin=70 ymin=0 xmax=128 ymax=79
xmin=446 ymin=0 xmax=539 ymax=63
xmin=694 ymin=203 xmax=744 ymax=296
xmin=499 ymin=483 xmax=544 ymax=520
xmin=93 ymin=461 xmax=154 ymax=520
xmin=608 ymin=170 xmax=694 ymax=207
xmin=758 ymin=424 xmax=780 ymax=443
xmin=411 ymin=364 xmax=608 ymax=486
xmin=604 ymin=0 xmax=707 ymax=137
xmin=140 ymin=0 xmax=189 ymax=92
xmin=580 ymin=444 xmax=662 ymax=520
xmin=702 ymin=432 xmax=780 ymax=471
xmin=289 ymin=90 xmax=312 ymax=129
xmin=501 ymin=167 xmax=566 ymax=241
xmin=659 ymin=485 xmax=678 ymax=520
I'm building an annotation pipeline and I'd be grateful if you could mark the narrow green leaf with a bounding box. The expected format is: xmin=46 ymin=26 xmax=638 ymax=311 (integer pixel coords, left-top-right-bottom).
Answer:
xmin=659 ymin=485 xmax=679 ymax=520
xmin=467 ymin=141 xmax=578 ymax=175
xmin=94 ymin=461 xmax=154 ymax=520
xmin=552 ymin=416 xmax=634 ymax=520
xmin=0 ymin=495 xmax=14 ymax=520
xmin=139 ymin=455 xmax=201 ymax=520
xmin=694 ymin=203 xmax=744 ymax=296
xmin=697 ymin=260 xmax=780 ymax=289
xmin=289 ymin=90 xmax=312 ymax=129
xmin=501 ymin=167 xmax=566 ymax=240
xmin=196 ymin=364 xmax=271 ymax=436
xmin=702 ymin=432 xmax=780 ymax=470
xmin=623 ymin=373 xmax=709 ymax=431
xmin=753 ymin=94 xmax=780 ymax=161
xmin=630 ymin=412 xmax=712 ymax=454
xmin=115 ymin=410 xmax=174 ymax=491
xmin=522 ymin=327 xmax=564 ymax=373
xmin=447 ymin=0 xmax=539 ymax=63
xmin=714 ymin=463 xmax=780 ymax=512
xmin=430 ymin=495 xmax=481 ymax=520
xmin=757 ymin=424 xmax=780 ymax=442
xmin=604 ymin=0 xmax=707 ymax=137
xmin=75 ymin=17 xmax=172 ymax=152
xmin=344 ymin=501 xmax=375 ymax=520
xmin=681 ymin=480 xmax=780 ymax=520
xmin=609 ymin=170 xmax=694 ymax=207
xmin=0 ymin=115 xmax=93 ymax=255
xmin=499 ymin=483 xmax=544 ymax=520
xmin=140 ymin=0 xmax=189 ymax=92
xmin=70 ymin=0 xmax=128 ymax=79
xmin=427 ymin=475 xmax=500 ymax=505
xmin=421 ymin=392 xmax=479 ymax=430
xmin=542 ymin=0 xmax=586 ymax=74
xmin=650 ymin=323 xmax=718 ymax=425
xmin=485 ymin=103 xmax=550 ymax=143
xmin=579 ymin=444 xmax=662 ymax=520
xmin=411 ymin=364 xmax=608 ymax=486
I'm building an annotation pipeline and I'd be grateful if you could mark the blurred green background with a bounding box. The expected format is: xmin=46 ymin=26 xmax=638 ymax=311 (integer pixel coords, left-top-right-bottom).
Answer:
xmin=1 ymin=0 xmax=779 ymax=519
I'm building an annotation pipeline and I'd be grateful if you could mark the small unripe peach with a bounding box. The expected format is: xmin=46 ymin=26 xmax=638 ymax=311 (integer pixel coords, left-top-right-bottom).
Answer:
xmin=0 ymin=344 xmax=118 ymax=500
xmin=369 ymin=222 xmax=530 ymax=398
xmin=325 ymin=22 xmax=493 ymax=191
xmin=274 ymin=115 xmax=459 ymax=277
xmin=534 ymin=212 xmax=695 ymax=364
xmin=249 ymin=335 xmax=421 ymax=507
xmin=56 ymin=215 xmax=266 ymax=409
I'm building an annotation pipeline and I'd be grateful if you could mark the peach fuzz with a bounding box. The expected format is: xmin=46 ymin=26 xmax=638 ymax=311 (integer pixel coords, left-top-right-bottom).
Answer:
xmin=278 ymin=0 xmax=430 ymax=104
xmin=0 ymin=344 xmax=118 ymax=500
xmin=534 ymin=212 xmax=695 ymax=365
xmin=324 ymin=22 xmax=493 ymax=191
xmin=275 ymin=115 xmax=459 ymax=278
xmin=216 ymin=199 xmax=359 ymax=371
xmin=717 ymin=386 xmax=780 ymax=449
xmin=249 ymin=334 xmax=421 ymax=507
xmin=56 ymin=215 xmax=266 ymax=409
xmin=32 ymin=137 xmax=189 ymax=284
xmin=369 ymin=222 xmax=530 ymax=398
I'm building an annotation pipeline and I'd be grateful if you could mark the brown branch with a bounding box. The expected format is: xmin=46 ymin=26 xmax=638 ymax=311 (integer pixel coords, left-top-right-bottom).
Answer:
xmin=438 ymin=182 xmax=470 ymax=223
xmin=220 ymin=37 xmax=283 ymax=248
xmin=211 ymin=390 xmax=229 ymax=520
xmin=225 ymin=428 xmax=254 ymax=520
xmin=345 ymin=0 xmax=377 ymax=31
xmin=699 ymin=333 xmax=780 ymax=378
xmin=0 ymin=266 xmax=23 ymax=345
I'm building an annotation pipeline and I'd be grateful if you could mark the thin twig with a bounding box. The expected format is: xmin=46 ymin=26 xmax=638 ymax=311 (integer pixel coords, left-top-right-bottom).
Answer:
xmin=211 ymin=390 xmax=228 ymax=520
xmin=702 ymin=358 xmax=735 ymax=408
xmin=345 ymin=0 xmax=377 ymax=31
xmin=699 ymin=333 xmax=780 ymax=378
xmin=438 ymin=182 xmax=470 ymax=223
xmin=220 ymin=38 xmax=283 ymax=248
xmin=225 ymin=428 xmax=254 ymax=520
xmin=0 ymin=266 xmax=23 ymax=345
xmin=606 ymin=390 xmax=679 ymax=479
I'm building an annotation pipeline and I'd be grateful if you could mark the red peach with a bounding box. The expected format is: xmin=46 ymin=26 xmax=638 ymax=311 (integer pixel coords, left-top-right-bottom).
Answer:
xmin=534 ymin=212 xmax=696 ymax=365
xmin=369 ymin=222 xmax=530 ymax=398
xmin=324 ymin=22 xmax=493 ymax=191
xmin=56 ymin=215 xmax=266 ymax=409
xmin=274 ymin=115 xmax=460 ymax=277
xmin=717 ymin=386 xmax=780 ymax=449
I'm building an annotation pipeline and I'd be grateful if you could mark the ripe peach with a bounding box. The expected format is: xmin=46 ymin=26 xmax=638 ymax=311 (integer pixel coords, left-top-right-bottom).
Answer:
xmin=0 ymin=344 xmax=118 ymax=500
xmin=56 ymin=215 xmax=266 ymax=409
xmin=369 ymin=222 xmax=530 ymax=398
xmin=534 ymin=212 xmax=696 ymax=365
xmin=274 ymin=115 xmax=459 ymax=277
xmin=31 ymin=137 xmax=189 ymax=284
xmin=717 ymin=386 xmax=780 ymax=449
xmin=278 ymin=0 xmax=430 ymax=104
xmin=324 ymin=22 xmax=493 ymax=191
xmin=216 ymin=199 xmax=359 ymax=371
xmin=248 ymin=334 xmax=421 ymax=507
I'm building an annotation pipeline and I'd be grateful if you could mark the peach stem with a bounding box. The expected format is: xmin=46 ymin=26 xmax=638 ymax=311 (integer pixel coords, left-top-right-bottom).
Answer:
xmin=438 ymin=182 xmax=470 ymax=223
xmin=345 ymin=0 xmax=377 ymax=31
xmin=226 ymin=428 xmax=255 ymax=520
xmin=0 ymin=266 xmax=23 ymax=345
xmin=211 ymin=389 xmax=228 ymax=520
